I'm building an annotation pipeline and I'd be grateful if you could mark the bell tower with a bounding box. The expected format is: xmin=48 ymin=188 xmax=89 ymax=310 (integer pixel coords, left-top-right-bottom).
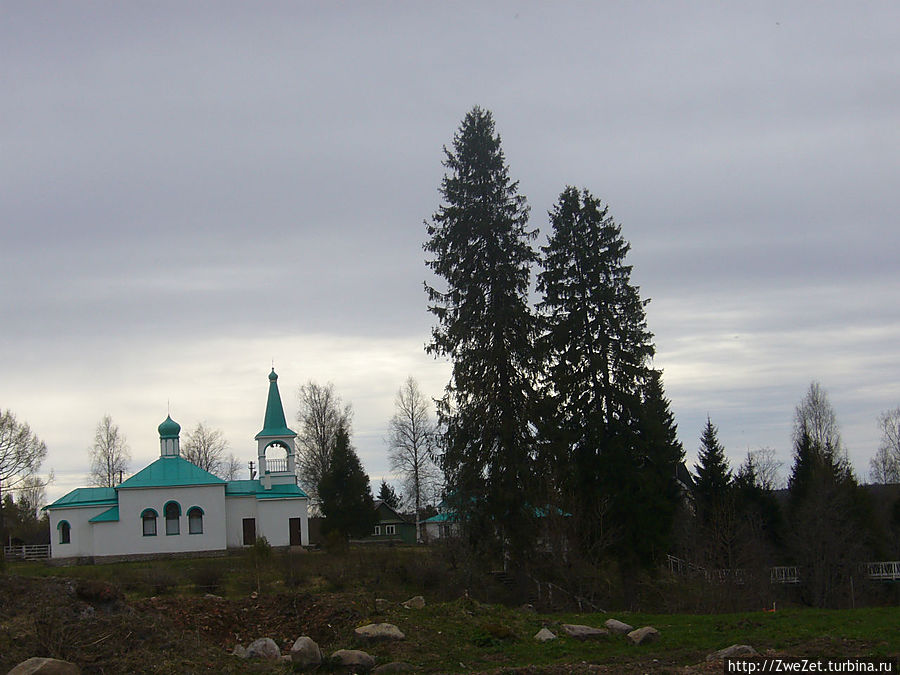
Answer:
xmin=254 ymin=368 xmax=298 ymax=489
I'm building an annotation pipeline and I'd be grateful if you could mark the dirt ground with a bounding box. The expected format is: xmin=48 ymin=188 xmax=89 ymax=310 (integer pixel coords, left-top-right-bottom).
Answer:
xmin=1 ymin=575 xmax=892 ymax=674
xmin=0 ymin=575 xmax=364 ymax=673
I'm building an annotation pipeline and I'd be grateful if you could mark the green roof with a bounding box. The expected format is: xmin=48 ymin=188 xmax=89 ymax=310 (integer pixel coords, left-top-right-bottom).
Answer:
xmin=158 ymin=415 xmax=181 ymax=439
xmin=89 ymin=506 xmax=120 ymax=523
xmin=44 ymin=487 xmax=118 ymax=510
xmin=118 ymin=456 xmax=226 ymax=489
xmin=225 ymin=480 xmax=308 ymax=500
xmin=255 ymin=369 xmax=297 ymax=439
xmin=423 ymin=512 xmax=456 ymax=523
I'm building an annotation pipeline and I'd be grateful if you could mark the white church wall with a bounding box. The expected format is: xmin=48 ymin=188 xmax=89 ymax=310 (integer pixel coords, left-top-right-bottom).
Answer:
xmin=225 ymin=496 xmax=258 ymax=548
xmin=95 ymin=485 xmax=227 ymax=557
xmin=257 ymin=498 xmax=308 ymax=547
xmin=48 ymin=506 xmax=103 ymax=559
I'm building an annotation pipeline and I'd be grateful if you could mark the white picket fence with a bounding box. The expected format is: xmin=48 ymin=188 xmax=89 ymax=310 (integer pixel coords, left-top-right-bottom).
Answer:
xmin=3 ymin=544 xmax=51 ymax=560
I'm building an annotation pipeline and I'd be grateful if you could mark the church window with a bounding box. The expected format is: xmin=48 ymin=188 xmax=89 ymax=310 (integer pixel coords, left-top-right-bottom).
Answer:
xmin=188 ymin=507 xmax=204 ymax=534
xmin=164 ymin=501 xmax=181 ymax=535
xmin=58 ymin=520 xmax=71 ymax=544
xmin=141 ymin=509 xmax=158 ymax=536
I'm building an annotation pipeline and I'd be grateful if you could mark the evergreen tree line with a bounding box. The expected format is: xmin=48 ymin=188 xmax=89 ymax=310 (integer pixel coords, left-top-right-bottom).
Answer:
xmin=679 ymin=384 xmax=900 ymax=609
xmin=424 ymin=107 xmax=900 ymax=608
xmin=424 ymin=106 xmax=684 ymax=591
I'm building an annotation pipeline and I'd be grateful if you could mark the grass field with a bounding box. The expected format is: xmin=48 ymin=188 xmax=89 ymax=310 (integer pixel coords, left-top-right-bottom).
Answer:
xmin=2 ymin=547 xmax=898 ymax=673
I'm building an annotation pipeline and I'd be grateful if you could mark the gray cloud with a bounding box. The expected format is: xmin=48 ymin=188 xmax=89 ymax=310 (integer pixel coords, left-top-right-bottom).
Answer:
xmin=3 ymin=2 xmax=899 ymax=499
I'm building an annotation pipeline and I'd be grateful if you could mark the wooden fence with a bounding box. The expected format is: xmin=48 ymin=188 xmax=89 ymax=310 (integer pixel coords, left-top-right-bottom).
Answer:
xmin=3 ymin=545 xmax=51 ymax=560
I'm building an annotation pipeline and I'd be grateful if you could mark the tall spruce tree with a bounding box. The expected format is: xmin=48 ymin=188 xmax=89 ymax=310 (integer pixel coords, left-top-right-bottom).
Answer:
xmin=692 ymin=416 xmax=732 ymax=524
xmin=424 ymin=106 xmax=538 ymax=557
xmin=620 ymin=370 xmax=684 ymax=568
xmin=786 ymin=383 xmax=873 ymax=606
xmin=537 ymin=187 xmax=673 ymax=575
xmin=319 ymin=424 xmax=376 ymax=540
xmin=691 ymin=417 xmax=736 ymax=569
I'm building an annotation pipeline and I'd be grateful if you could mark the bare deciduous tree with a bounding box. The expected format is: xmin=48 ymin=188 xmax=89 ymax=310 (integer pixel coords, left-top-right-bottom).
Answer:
xmin=387 ymin=377 xmax=439 ymax=542
xmin=18 ymin=472 xmax=52 ymax=519
xmin=296 ymin=381 xmax=351 ymax=500
xmin=89 ymin=415 xmax=130 ymax=487
xmin=1 ymin=410 xmax=48 ymax=546
xmin=749 ymin=446 xmax=784 ymax=490
xmin=220 ymin=453 xmax=243 ymax=481
xmin=869 ymin=407 xmax=900 ymax=484
xmin=793 ymin=381 xmax=843 ymax=458
xmin=182 ymin=422 xmax=239 ymax=479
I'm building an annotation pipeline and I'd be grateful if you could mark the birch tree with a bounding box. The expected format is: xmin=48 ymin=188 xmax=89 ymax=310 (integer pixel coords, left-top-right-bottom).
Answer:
xmin=89 ymin=415 xmax=130 ymax=487
xmin=387 ymin=377 xmax=439 ymax=542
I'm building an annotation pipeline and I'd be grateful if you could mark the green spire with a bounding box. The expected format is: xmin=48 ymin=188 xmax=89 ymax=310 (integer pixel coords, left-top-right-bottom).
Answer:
xmin=255 ymin=368 xmax=297 ymax=439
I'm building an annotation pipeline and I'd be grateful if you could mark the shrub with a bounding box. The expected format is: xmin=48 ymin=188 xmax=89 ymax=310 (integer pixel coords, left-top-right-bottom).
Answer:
xmin=75 ymin=579 xmax=121 ymax=603
xmin=190 ymin=562 xmax=225 ymax=593
xmin=280 ymin=550 xmax=307 ymax=589
xmin=143 ymin=567 xmax=179 ymax=595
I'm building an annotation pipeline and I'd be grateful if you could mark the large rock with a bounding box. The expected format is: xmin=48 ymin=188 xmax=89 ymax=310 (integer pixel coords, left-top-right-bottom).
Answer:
xmin=355 ymin=623 xmax=406 ymax=641
xmin=291 ymin=636 xmax=322 ymax=667
xmin=561 ymin=624 xmax=609 ymax=640
xmin=534 ymin=627 xmax=557 ymax=642
xmin=331 ymin=649 xmax=376 ymax=672
xmin=232 ymin=644 xmax=248 ymax=658
xmin=604 ymin=618 xmax=634 ymax=634
xmin=707 ymin=644 xmax=758 ymax=661
xmin=627 ymin=626 xmax=660 ymax=645
xmin=7 ymin=658 xmax=81 ymax=675
xmin=401 ymin=595 xmax=425 ymax=610
xmin=245 ymin=637 xmax=282 ymax=659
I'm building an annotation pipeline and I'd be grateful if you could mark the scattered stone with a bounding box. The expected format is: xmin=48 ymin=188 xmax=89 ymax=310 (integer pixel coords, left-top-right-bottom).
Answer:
xmin=372 ymin=663 xmax=416 ymax=673
xmin=355 ymin=622 xmax=406 ymax=641
xmin=232 ymin=644 xmax=248 ymax=658
xmin=561 ymin=624 xmax=610 ymax=640
xmin=7 ymin=657 xmax=82 ymax=675
xmin=627 ymin=626 xmax=660 ymax=645
xmin=245 ymin=637 xmax=281 ymax=659
xmin=331 ymin=649 xmax=376 ymax=672
xmin=375 ymin=598 xmax=392 ymax=612
xmin=291 ymin=636 xmax=322 ymax=668
xmin=706 ymin=644 xmax=758 ymax=661
xmin=534 ymin=627 xmax=557 ymax=642
xmin=521 ymin=603 xmax=536 ymax=613
xmin=402 ymin=595 xmax=425 ymax=610
xmin=203 ymin=593 xmax=225 ymax=601
xmin=604 ymin=618 xmax=634 ymax=634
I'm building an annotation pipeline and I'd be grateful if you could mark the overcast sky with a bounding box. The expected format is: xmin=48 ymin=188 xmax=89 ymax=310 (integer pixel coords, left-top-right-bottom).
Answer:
xmin=3 ymin=2 xmax=899 ymax=504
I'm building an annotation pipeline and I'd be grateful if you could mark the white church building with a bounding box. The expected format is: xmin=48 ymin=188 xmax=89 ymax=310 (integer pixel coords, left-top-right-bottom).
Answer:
xmin=45 ymin=369 xmax=309 ymax=561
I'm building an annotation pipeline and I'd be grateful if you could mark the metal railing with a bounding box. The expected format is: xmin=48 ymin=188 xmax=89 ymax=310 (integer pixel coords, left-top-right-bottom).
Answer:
xmin=265 ymin=458 xmax=288 ymax=473
xmin=770 ymin=566 xmax=800 ymax=584
xmin=4 ymin=545 xmax=50 ymax=560
xmin=863 ymin=561 xmax=900 ymax=581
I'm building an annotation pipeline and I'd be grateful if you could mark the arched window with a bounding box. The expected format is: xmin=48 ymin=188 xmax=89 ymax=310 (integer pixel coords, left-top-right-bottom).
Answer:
xmin=187 ymin=507 xmax=204 ymax=535
xmin=58 ymin=520 xmax=71 ymax=544
xmin=164 ymin=501 xmax=181 ymax=535
xmin=141 ymin=509 xmax=158 ymax=537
